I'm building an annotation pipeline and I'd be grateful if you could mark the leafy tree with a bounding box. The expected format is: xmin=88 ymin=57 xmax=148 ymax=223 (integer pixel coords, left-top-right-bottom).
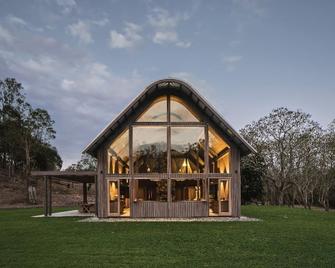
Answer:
xmin=241 ymin=107 xmax=321 ymax=205
xmin=0 ymin=78 xmax=61 ymax=202
xmin=66 ymin=154 xmax=97 ymax=171
xmin=241 ymin=153 xmax=266 ymax=204
xmin=32 ymin=143 xmax=62 ymax=171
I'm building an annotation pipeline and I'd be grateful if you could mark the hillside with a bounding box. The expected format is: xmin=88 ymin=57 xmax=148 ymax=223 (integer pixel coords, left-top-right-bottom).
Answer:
xmin=0 ymin=170 xmax=95 ymax=208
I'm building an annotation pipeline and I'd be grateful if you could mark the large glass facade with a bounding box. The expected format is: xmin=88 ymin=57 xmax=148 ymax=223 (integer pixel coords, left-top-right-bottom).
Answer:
xmin=133 ymin=126 xmax=167 ymax=173
xmin=171 ymin=179 xmax=206 ymax=201
xmin=209 ymin=179 xmax=231 ymax=216
xmin=170 ymin=96 xmax=199 ymax=122
xmin=208 ymin=128 xmax=230 ymax=173
xmin=134 ymin=179 xmax=168 ymax=201
xmin=105 ymin=94 xmax=233 ymax=217
xmin=137 ymin=96 xmax=167 ymax=122
xmin=171 ymin=127 xmax=205 ymax=173
xmin=107 ymin=130 xmax=129 ymax=174
xmin=109 ymin=180 xmax=118 ymax=214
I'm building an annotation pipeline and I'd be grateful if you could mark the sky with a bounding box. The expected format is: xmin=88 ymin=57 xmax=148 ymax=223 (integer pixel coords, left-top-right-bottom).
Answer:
xmin=0 ymin=0 xmax=334 ymax=168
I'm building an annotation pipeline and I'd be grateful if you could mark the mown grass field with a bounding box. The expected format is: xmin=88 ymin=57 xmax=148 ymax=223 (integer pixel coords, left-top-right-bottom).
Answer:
xmin=0 ymin=206 xmax=334 ymax=267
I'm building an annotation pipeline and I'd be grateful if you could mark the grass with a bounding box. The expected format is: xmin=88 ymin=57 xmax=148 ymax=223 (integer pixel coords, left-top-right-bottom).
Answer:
xmin=0 ymin=206 xmax=334 ymax=267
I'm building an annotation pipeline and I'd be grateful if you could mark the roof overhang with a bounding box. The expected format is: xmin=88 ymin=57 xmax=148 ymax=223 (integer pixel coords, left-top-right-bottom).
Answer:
xmin=82 ymin=78 xmax=256 ymax=157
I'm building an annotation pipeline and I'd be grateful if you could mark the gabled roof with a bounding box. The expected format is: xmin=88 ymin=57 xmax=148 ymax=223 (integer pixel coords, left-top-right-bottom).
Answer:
xmin=83 ymin=78 xmax=256 ymax=157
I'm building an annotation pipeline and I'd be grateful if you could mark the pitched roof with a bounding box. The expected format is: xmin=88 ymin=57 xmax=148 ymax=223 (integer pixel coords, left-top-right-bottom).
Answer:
xmin=83 ymin=78 xmax=256 ymax=156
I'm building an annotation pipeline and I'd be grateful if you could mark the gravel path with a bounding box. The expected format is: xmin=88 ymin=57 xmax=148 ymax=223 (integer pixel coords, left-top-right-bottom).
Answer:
xmin=79 ymin=216 xmax=261 ymax=222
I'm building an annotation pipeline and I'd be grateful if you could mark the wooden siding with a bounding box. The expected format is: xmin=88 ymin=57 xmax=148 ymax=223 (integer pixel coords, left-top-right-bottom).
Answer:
xmin=131 ymin=201 xmax=208 ymax=218
xmin=230 ymin=145 xmax=241 ymax=217
xmin=97 ymin=148 xmax=108 ymax=218
xmin=169 ymin=201 xmax=208 ymax=218
xmin=132 ymin=201 xmax=168 ymax=218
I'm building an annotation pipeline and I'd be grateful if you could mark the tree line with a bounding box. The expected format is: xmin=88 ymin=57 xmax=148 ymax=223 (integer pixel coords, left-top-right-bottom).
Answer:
xmin=2 ymin=78 xmax=335 ymax=210
xmin=241 ymin=108 xmax=335 ymax=211
xmin=0 ymin=78 xmax=62 ymax=194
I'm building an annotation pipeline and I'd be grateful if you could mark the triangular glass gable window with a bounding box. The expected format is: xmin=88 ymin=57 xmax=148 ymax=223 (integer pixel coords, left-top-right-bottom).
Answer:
xmin=170 ymin=96 xmax=200 ymax=122
xmin=137 ymin=96 xmax=167 ymax=122
xmin=107 ymin=129 xmax=129 ymax=174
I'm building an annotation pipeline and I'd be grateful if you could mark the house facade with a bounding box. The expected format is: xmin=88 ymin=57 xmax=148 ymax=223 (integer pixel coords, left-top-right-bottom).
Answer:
xmin=83 ymin=79 xmax=255 ymax=218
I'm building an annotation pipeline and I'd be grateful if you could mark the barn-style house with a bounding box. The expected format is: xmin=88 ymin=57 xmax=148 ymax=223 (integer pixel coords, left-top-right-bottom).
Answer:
xmin=32 ymin=78 xmax=255 ymax=218
xmin=82 ymin=78 xmax=255 ymax=218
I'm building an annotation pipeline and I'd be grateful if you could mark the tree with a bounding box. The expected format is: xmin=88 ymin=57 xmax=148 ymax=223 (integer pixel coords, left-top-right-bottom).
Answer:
xmin=32 ymin=143 xmax=62 ymax=171
xmin=21 ymin=107 xmax=56 ymax=178
xmin=0 ymin=78 xmax=60 ymax=203
xmin=66 ymin=154 xmax=97 ymax=171
xmin=318 ymin=120 xmax=335 ymax=210
xmin=241 ymin=153 xmax=266 ymax=204
xmin=0 ymin=78 xmax=28 ymax=175
xmin=241 ymin=107 xmax=321 ymax=206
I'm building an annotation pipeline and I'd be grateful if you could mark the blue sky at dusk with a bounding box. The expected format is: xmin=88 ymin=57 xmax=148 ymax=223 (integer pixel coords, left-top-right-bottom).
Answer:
xmin=0 ymin=0 xmax=334 ymax=168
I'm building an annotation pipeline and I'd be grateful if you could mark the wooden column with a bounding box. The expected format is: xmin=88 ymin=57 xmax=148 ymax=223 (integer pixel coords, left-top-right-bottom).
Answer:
xmin=97 ymin=148 xmax=108 ymax=218
xmin=95 ymin=175 xmax=98 ymax=217
xmin=48 ymin=178 xmax=52 ymax=216
xmin=83 ymin=182 xmax=88 ymax=204
xmin=129 ymin=126 xmax=133 ymax=218
xmin=231 ymin=145 xmax=241 ymax=217
xmin=44 ymin=176 xmax=48 ymax=216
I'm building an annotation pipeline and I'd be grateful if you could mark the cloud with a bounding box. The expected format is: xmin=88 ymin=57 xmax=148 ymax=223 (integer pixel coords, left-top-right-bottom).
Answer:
xmin=0 ymin=25 xmax=13 ymax=43
xmin=222 ymin=55 xmax=243 ymax=71
xmin=7 ymin=15 xmax=27 ymax=26
xmin=153 ymin=31 xmax=177 ymax=44
xmin=176 ymin=41 xmax=191 ymax=48
xmin=148 ymin=7 xmax=188 ymax=28
xmin=0 ymin=29 xmax=145 ymax=168
xmin=109 ymin=22 xmax=142 ymax=49
xmin=56 ymin=0 xmax=77 ymax=14
xmin=232 ymin=0 xmax=266 ymax=16
xmin=68 ymin=20 xmax=93 ymax=44
xmin=148 ymin=8 xmax=191 ymax=48
xmin=91 ymin=18 xmax=109 ymax=27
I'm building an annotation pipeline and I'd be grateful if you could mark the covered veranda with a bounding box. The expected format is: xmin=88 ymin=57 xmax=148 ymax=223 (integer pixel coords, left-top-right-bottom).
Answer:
xmin=31 ymin=171 xmax=97 ymax=217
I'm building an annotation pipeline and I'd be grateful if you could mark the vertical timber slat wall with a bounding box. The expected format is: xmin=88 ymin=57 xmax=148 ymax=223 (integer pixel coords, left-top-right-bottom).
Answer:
xmin=97 ymin=148 xmax=108 ymax=218
xmin=231 ymin=145 xmax=241 ymax=217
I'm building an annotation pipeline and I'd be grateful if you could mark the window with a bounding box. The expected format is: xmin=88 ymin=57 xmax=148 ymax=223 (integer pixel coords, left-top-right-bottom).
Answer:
xmin=170 ymin=96 xmax=199 ymax=122
xmin=133 ymin=126 xmax=167 ymax=173
xmin=137 ymin=96 xmax=167 ymax=122
xmin=171 ymin=127 xmax=205 ymax=173
xmin=171 ymin=179 xmax=206 ymax=201
xmin=208 ymin=128 xmax=230 ymax=173
xmin=209 ymin=179 xmax=231 ymax=216
xmin=134 ymin=179 xmax=167 ymax=201
xmin=120 ymin=179 xmax=130 ymax=216
xmin=109 ymin=181 xmax=118 ymax=214
xmin=107 ymin=130 xmax=129 ymax=174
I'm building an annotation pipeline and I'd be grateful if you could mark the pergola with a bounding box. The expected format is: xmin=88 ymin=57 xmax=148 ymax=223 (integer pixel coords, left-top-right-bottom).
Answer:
xmin=31 ymin=171 xmax=97 ymax=217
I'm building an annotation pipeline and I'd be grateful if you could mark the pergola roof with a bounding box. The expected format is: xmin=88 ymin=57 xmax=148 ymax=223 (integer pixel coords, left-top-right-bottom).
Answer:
xmin=83 ymin=78 xmax=256 ymax=157
xmin=31 ymin=171 xmax=96 ymax=183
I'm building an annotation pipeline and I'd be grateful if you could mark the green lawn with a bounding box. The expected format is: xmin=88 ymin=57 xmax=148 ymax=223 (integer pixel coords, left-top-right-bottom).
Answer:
xmin=0 ymin=206 xmax=334 ymax=267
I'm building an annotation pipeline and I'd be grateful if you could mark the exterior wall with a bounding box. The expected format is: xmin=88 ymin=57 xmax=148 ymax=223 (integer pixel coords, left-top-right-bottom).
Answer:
xmin=230 ymin=144 xmax=241 ymax=217
xmin=96 ymin=147 xmax=108 ymax=218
